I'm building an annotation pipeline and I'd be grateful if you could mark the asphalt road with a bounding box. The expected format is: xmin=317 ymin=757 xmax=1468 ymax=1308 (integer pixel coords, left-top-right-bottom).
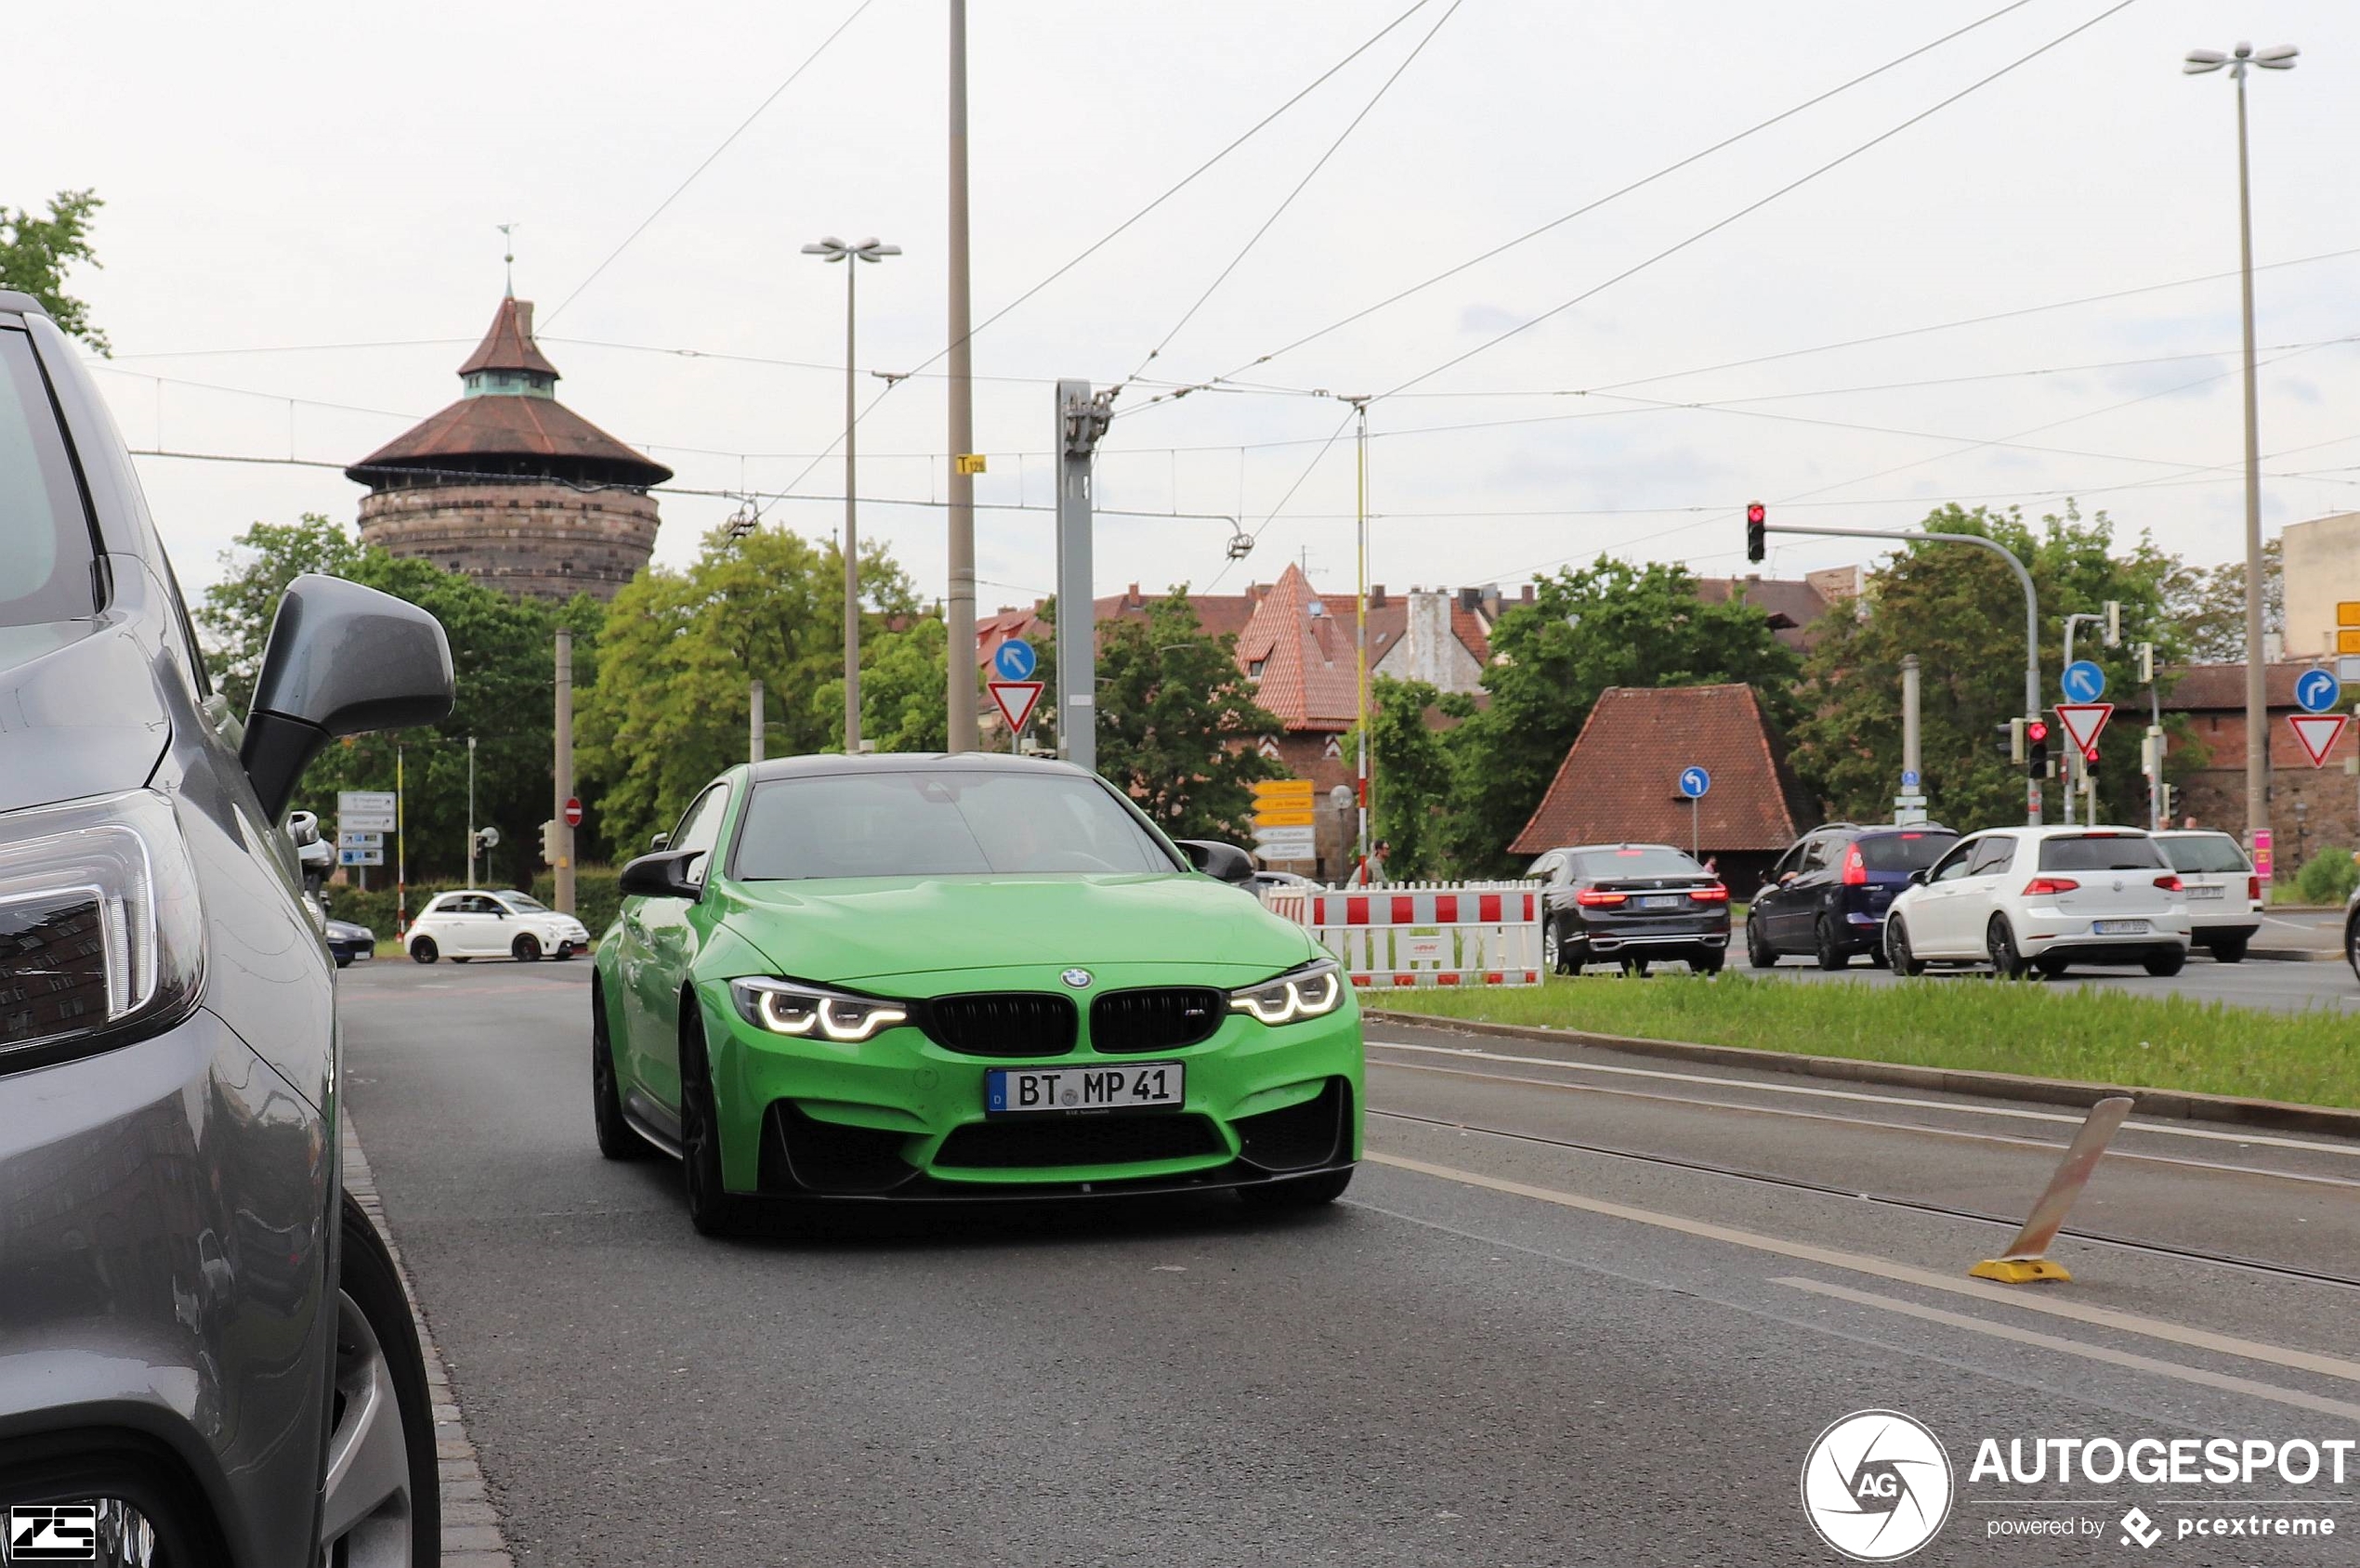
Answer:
xmin=340 ymin=958 xmax=2360 ymax=1565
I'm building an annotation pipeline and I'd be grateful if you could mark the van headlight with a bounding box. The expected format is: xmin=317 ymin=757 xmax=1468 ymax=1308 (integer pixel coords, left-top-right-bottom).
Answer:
xmin=0 ymin=791 xmax=204 ymax=1066
xmin=728 ymin=977 xmax=909 ymax=1042
xmin=1227 ymin=957 xmax=1344 ymax=1026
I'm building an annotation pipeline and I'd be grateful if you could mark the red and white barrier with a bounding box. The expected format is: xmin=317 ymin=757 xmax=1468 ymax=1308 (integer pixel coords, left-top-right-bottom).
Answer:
xmin=1264 ymin=881 xmax=1543 ymax=988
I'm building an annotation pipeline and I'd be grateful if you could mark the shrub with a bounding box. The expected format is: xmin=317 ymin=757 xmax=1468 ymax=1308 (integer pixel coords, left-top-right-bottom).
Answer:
xmin=2291 ymin=847 xmax=2358 ymax=906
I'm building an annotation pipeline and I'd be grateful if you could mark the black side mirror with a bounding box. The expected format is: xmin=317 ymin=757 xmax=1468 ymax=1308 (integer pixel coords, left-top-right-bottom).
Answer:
xmin=1907 ymin=869 xmax=1928 ymax=887
xmin=241 ymin=575 xmax=454 ymax=819
xmin=1175 ymin=839 xmax=1256 ymax=885
xmin=620 ymin=849 xmax=703 ymax=900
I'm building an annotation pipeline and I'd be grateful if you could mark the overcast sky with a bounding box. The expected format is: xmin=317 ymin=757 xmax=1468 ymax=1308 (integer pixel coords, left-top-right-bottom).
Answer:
xmin=16 ymin=1 xmax=2359 ymax=615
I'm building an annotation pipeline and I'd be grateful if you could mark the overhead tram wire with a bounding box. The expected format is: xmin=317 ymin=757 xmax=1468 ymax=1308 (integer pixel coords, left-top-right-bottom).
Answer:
xmin=1380 ymin=0 xmax=2150 ymax=399
xmin=1192 ymin=0 xmax=2043 ymax=392
xmin=539 ymin=0 xmax=878 ymax=328
xmin=900 ymin=0 xmax=1443 ymax=380
xmin=1200 ymin=407 xmax=1360 ymax=592
xmin=1119 ymin=0 xmax=1469 ymax=392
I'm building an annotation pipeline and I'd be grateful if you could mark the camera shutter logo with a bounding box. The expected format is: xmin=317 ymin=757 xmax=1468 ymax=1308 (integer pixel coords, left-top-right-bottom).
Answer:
xmin=1799 ymin=1410 xmax=1953 ymax=1561
xmin=7 ymin=1504 xmax=99 ymax=1561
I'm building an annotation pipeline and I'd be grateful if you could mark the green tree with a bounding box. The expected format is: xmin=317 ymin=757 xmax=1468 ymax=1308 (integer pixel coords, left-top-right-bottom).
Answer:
xmin=1434 ymin=558 xmax=1803 ymax=876
xmin=1093 ymin=591 xmax=1284 ymax=839
xmin=2164 ymin=536 xmax=2281 ymax=663
xmin=194 ymin=514 xmax=364 ymax=711
xmin=1358 ymin=676 xmax=1473 ymax=881
xmin=2 ymin=190 xmax=110 ymax=353
xmin=814 ymin=613 xmax=951 ymax=753
xmin=1790 ymin=503 xmax=2196 ymax=832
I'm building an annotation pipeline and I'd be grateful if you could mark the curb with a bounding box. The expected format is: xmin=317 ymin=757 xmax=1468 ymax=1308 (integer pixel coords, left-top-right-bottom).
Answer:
xmin=342 ymin=1117 xmax=517 ymax=1567
xmin=1364 ymin=1010 xmax=2360 ymax=1140
xmin=2249 ymin=947 xmax=2340 ymax=963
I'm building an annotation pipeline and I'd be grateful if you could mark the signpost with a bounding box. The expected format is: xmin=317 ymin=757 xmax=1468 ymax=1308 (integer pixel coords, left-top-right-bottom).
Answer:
xmin=563 ymin=797 xmax=583 ymax=829
xmin=337 ymin=790 xmax=396 ymax=832
xmin=2060 ymin=660 xmax=2106 ymax=704
xmin=991 ymin=636 xmax=1037 ymax=683
xmin=2337 ymin=600 xmax=2360 ymax=656
xmin=987 ymin=680 xmax=1044 ymax=739
xmin=337 ymin=847 xmax=384 ymax=868
xmin=2287 ymin=712 xmax=2349 ymax=768
xmin=1252 ymin=778 xmax=1318 ymax=865
xmin=2294 ymin=665 xmax=2340 ymax=713
xmin=1677 ymin=766 xmax=1710 ymax=858
xmin=1895 ymin=767 xmax=1928 ymax=828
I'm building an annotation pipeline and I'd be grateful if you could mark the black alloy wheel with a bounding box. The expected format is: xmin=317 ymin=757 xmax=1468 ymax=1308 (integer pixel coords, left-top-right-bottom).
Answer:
xmin=512 ymin=934 xmax=543 ymax=962
xmin=1986 ymin=916 xmax=2028 ymax=980
xmin=408 ymin=937 xmax=437 ymax=965
xmin=679 ymin=1008 xmax=758 ymax=1236
xmin=1745 ymin=916 xmax=1774 ymax=969
xmin=1887 ymin=919 xmax=1924 ymax=977
xmin=1814 ymin=917 xmax=1848 ymax=972
xmin=591 ymin=980 xmax=643 ymax=1161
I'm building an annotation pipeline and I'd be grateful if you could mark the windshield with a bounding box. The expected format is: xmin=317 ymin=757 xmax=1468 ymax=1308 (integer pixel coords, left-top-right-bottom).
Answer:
xmin=1859 ymin=831 xmax=1956 ymax=872
xmin=1575 ymin=846 xmax=1708 ymax=880
xmin=2039 ymin=833 xmax=2168 ymax=872
xmin=731 ymin=768 xmax=1179 ymax=880
xmin=500 ymin=893 xmax=550 ymax=912
xmin=2161 ymin=833 xmax=2250 ymax=874
xmin=0 ymin=327 xmax=97 ymax=630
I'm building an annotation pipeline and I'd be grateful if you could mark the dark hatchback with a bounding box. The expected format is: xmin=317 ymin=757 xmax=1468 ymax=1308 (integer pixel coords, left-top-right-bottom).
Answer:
xmin=1527 ymin=843 xmax=1730 ymax=974
xmin=1748 ymin=822 xmax=1958 ymax=969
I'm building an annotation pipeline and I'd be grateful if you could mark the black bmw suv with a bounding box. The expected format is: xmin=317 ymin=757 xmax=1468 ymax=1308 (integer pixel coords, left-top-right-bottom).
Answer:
xmin=1747 ymin=822 xmax=1958 ymax=969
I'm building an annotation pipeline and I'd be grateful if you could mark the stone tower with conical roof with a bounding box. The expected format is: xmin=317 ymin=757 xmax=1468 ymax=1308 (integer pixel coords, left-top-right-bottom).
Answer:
xmin=349 ymin=296 xmax=673 ymax=600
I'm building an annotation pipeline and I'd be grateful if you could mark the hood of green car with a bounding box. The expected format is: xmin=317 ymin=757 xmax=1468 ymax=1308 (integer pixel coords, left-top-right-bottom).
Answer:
xmin=714 ymin=872 xmax=1318 ymax=988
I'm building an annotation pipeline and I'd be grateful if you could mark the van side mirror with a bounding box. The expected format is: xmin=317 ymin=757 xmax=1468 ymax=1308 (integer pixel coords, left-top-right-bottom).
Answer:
xmin=1907 ymin=869 xmax=1928 ymax=887
xmin=241 ymin=575 xmax=454 ymax=819
xmin=1175 ymin=839 xmax=1256 ymax=884
xmin=619 ymin=849 xmax=703 ymax=900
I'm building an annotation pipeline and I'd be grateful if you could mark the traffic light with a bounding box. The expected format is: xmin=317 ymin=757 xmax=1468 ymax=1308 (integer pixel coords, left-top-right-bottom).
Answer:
xmin=1745 ymin=502 xmax=1766 ymax=564
xmin=1999 ymin=717 xmax=2026 ymax=764
xmin=2026 ymin=717 xmax=2051 ymax=780
xmin=2135 ymin=641 xmax=2154 ymax=684
xmin=2104 ymin=599 xmax=2122 ymax=647
xmin=539 ymin=819 xmax=560 ymax=866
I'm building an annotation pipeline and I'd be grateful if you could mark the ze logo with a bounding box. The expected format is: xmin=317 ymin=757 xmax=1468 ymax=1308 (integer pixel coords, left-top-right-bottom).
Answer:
xmin=1799 ymin=1410 xmax=1954 ymax=1561
xmin=7 ymin=1505 xmax=98 ymax=1562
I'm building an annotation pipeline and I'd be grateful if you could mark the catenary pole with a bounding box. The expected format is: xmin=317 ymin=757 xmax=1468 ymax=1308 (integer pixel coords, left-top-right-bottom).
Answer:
xmin=555 ymin=625 xmax=575 ymax=916
xmin=944 ymin=0 xmax=977 ymax=752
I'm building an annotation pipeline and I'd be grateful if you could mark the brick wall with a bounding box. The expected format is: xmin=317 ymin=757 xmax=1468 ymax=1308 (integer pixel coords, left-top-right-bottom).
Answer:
xmin=358 ymin=483 xmax=660 ymax=601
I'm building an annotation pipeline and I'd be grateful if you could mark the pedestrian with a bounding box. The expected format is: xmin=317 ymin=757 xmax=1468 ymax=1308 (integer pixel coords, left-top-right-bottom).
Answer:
xmin=1702 ymin=855 xmax=1719 ymax=877
xmin=1348 ymin=840 xmax=1390 ymax=887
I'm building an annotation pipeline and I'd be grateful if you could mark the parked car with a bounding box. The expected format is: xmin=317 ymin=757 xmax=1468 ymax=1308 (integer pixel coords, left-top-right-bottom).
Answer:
xmin=407 ymin=886 xmax=592 ymax=962
xmin=593 ymin=754 xmax=1362 ymax=1235
xmin=1527 ymin=843 xmax=1730 ymax=975
xmin=1248 ymin=869 xmax=1317 ymax=898
xmin=1747 ymin=822 xmax=1958 ymax=969
xmin=324 ymin=914 xmax=378 ymax=967
xmin=1883 ymin=825 xmax=2192 ymax=978
xmin=0 ymin=291 xmax=453 ymax=1564
xmin=2151 ymin=829 xmax=2262 ymax=962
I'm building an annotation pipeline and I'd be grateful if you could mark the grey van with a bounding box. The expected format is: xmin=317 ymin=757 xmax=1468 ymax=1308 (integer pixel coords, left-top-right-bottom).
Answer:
xmin=0 ymin=291 xmax=452 ymax=1564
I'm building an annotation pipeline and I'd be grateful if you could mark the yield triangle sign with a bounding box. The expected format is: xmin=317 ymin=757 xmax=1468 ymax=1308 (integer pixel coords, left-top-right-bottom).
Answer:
xmin=2053 ymin=702 xmax=2112 ymax=755
xmin=2288 ymin=712 xmax=2349 ymax=767
xmin=988 ymin=679 xmax=1044 ymax=733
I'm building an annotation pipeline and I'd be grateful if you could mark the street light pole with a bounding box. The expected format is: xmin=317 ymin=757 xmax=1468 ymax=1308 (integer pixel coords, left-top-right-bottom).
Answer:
xmin=465 ymin=734 xmax=477 ymax=886
xmin=945 ymin=0 xmax=978 ymax=754
xmin=804 ymin=236 xmax=899 ymax=755
xmin=1350 ymin=397 xmax=1372 ymax=876
xmin=2186 ymin=39 xmax=2298 ymax=871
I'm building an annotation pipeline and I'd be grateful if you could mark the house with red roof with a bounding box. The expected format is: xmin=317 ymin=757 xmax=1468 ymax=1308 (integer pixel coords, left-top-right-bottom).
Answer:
xmin=1509 ymin=684 xmax=1813 ymax=891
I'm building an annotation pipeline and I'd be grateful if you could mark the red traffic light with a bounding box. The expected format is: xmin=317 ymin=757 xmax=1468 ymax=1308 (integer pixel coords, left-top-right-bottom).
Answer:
xmin=2026 ymin=719 xmax=2050 ymax=743
xmin=1746 ymin=502 xmax=1765 ymax=525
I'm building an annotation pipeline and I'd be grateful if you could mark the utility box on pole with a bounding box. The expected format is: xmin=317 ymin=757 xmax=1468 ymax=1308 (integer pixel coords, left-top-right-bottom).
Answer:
xmin=554 ymin=626 xmax=576 ymax=916
xmin=1055 ymin=378 xmax=1112 ymax=774
xmin=749 ymin=678 xmax=766 ymax=764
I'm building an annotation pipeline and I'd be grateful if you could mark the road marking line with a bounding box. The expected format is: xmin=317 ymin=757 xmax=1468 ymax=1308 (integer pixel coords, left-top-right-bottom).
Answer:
xmin=1365 ymin=1149 xmax=2360 ymax=1385
xmin=1367 ymin=1039 xmax=2360 ymax=1157
xmin=1368 ymin=1060 xmax=2360 ymax=1190
xmin=1774 ymin=1276 xmax=2360 ymax=1422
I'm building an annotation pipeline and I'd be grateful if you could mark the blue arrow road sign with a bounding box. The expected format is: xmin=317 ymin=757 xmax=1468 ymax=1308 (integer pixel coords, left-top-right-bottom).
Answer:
xmin=2295 ymin=665 xmax=2341 ymax=714
xmin=1678 ymin=766 xmax=1711 ymax=800
xmin=1901 ymin=769 xmax=1921 ymax=790
xmin=992 ymin=637 xmax=1038 ymax=682
xmin=2061 ymin=660 xmax=2106 ymax=703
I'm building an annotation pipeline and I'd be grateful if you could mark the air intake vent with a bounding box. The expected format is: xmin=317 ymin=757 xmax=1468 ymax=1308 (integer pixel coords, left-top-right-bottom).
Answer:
xmin=1089 ymin=988 xmax=1224 ymax=1053
xmin=934 ymin=1114 xmax=1222 ymax=1170
xmin=924 ymin=993 xmax=1077 ymax=1057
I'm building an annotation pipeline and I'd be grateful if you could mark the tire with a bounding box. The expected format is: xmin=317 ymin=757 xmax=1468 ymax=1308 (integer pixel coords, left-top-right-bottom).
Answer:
xmin=592 ymin=980 xmax=643 ymax=1161
xmin=1695 ymin=949 xmax=1726 ymax=975
xmin=451 ymin=957 xmax=471 ymax=964
xmin=2348 ymin=917 xmax=2360 ymax=985
xmin=1886 ymin=919 xmax=1924 ymax=977
xmin=555 ymin=946 xmax=577 ymax=961
xmin=2037 ymin=954 xmax=2070 ymax=979
xmin=2144 ymin=947 xmax=2187 ymax=977
xmin=2209 ymin=935 xmax=2248 ymax=964
xmin=323 ymin=1189 xmax=439 ymax=1565
xmin=1814 ymin=917 xmax=1848 ymax=972
xmin=1986 ymin=916 xmax=2028 ymax=980
xmin=1745 ymin=917 xmax=1775 ymax=969
xmin=679 ymin=1005 xmax=758 ymax=1236
xmin=513 ymin=934 xmax=543 ymax=963
xmin=408 ymin=937 xmax=437 ymax=965
xmin=1542 ymin=918 xmax=1564 ymax=975
xmin=1237 ymin=1168 xmax=1353 ymax=1209
xmin=335 ymin=953 xmax=354 ymax=969
xmin=1618 ymin=957 xmax=1651 ymax=978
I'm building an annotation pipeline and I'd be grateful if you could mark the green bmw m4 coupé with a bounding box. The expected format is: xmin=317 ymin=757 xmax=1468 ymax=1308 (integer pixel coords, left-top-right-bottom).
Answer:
xmin=591 ymin=753 xmax=1363 ymax=1234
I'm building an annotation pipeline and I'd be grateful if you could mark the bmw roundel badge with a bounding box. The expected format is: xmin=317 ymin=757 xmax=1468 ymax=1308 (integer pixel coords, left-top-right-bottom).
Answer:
xmin=1060 ymin=968 xmax=1094 ymax=988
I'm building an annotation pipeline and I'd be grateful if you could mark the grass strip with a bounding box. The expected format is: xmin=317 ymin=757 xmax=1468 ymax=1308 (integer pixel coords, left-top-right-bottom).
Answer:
xmin=1368 ymin=973 xmax=2360 ymax=1111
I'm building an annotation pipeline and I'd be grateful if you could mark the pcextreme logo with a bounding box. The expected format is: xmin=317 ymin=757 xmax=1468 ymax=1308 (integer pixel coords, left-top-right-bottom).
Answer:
xmin=1801 ymin=1409 xmax=1956 ymax=1561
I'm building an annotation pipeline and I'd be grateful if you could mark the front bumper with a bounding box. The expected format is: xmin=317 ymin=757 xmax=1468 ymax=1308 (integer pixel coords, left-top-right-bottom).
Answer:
xmin=700 ymin=973 xmax=1363 ymax=1197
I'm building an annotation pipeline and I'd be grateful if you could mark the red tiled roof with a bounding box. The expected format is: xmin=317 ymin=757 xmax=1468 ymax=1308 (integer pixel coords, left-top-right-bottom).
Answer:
xmin=348 ymin=394 xmax=672 ymax=489
xmin=2160 ymin=661 xmax=2326 ymax=712
xmin=458 ymin=296 xmax=561 ymax=378
xmin=1095 ymin=583 xmax=1265 ymax=645
xmin=1694 ymin=575 xmax=1832 ymax=650
xmin=976 ymin=604 xmax=1051 ymax=669
xmin=1509 ymin=684 xmax=1809 ymax=856
xmin=1234 ymin=564 xmax=1360 ymax=731
xmin=1451 ymin=603 xmax=1491 ymax=664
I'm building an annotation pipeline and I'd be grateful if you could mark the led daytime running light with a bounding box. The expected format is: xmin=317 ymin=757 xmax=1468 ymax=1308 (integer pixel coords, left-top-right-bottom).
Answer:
xmin=1227 ymin=960 xmax=1344 ymax=1026
xmin=730 ymin=978 xmax=909 ymax=1042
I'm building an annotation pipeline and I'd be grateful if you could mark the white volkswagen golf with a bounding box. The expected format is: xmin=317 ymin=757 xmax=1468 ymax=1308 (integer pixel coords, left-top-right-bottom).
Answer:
xmin=1883 ymin=826 xmax=2192 ymax=978
xmin=407 ymin=888 xmax=592 ymax=963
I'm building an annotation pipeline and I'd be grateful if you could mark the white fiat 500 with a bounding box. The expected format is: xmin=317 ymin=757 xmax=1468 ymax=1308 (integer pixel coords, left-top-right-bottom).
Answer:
xmin=1883 ymin=826 xmax=2192 ymax=978
xmin=407 ymin=888 xmax=592 ymax=964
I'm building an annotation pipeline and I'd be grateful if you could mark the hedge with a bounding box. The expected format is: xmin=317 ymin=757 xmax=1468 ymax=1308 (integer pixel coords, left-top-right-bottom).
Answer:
xmin=319 ymin=869 xmax=621 ymax=942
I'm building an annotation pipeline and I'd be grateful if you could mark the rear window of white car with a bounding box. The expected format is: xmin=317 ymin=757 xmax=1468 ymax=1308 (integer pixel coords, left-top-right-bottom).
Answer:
xmin=2039 ymin=833 xmax=2167 ymax=872
xmin=2160 ymin=833 xmax=2249 ymax=874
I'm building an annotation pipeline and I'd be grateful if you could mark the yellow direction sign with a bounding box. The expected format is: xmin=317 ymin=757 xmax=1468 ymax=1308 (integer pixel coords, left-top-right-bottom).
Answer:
xmin=2340 ymin=601 xmax=2360 ymax=627
xmin=1252 ymin=808 xmax=1317 ymax=828
xmin=2340 ymin=629 xmax=2360 ymax=655
xmin=1252 ymin=778 xmax=1315 ymax=800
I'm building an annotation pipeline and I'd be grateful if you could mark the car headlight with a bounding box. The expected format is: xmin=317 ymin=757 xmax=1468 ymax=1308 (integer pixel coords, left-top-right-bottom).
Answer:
xmin=0 ymin=790 xmax=204 ymax=1067
xmin=728 ymin=977 xmax=910 ymax=1042
xmin=1228 ymin=957 xmax=1344 ymax=1026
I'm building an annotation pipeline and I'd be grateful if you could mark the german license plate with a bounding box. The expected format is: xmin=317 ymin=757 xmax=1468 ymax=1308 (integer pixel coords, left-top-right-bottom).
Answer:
xmin=987 ymin=1062 xmax=1183 ymax=1115
xmin=2188 ymin=885 xmax=2223 ymax=899
xmin=1638 ymin=895 xmax=1683 ymax=909
xmin=2092 ymin=920 xmax=2150 ymax=935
